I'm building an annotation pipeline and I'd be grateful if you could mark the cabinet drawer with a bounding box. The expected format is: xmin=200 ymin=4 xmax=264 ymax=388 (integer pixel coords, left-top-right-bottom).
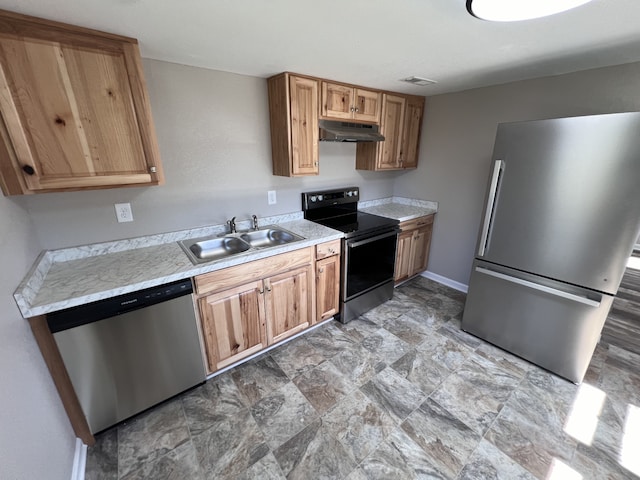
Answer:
xmin=315 ymin=240 xmax=341 ymax=260
xmin=399 ymin=214 xmax=434 ymax=232
xmin=194 ymin=247 xmax=313 ymax=296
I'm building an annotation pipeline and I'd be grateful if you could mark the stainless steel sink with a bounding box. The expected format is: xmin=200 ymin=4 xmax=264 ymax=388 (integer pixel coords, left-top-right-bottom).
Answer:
xmin=240 ymin=226 xmax=304 ymax=248
xmin=179 ymin=236 xmax=250 ymax=264
xmin=179 ymin=225 xmax=305 ymax=265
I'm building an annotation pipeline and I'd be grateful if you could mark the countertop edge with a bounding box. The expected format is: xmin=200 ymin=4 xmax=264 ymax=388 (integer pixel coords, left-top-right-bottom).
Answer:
xmin=15 ymin=198 xmax=437 ymax=318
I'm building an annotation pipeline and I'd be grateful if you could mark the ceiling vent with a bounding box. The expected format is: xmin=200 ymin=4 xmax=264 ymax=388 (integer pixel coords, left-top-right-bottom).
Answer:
xmin=400 ymin=76 xmax=437 ymax=87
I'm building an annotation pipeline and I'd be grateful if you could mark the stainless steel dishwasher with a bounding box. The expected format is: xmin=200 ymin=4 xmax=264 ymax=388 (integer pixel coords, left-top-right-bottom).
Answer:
xmin=47 ymin=278 xmax=206 ymax=434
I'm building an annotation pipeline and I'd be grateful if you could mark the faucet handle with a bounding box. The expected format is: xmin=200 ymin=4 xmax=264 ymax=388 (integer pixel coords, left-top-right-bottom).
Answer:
xmin=252 ymin=215 xmax=259 ymax=230
xmin=227 ymin=217 xmax=237 ymax=233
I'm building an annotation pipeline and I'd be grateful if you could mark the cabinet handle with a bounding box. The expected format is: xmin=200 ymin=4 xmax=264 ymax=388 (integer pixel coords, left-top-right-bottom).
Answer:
xmin=149 ymin=166 xmax=157 ymax=173
xmin=22 ymin=165 xmax=35 ymax=175
xmin=319 ymin=267 xmax=324 ymax=273
xmin=259 ymin=288 xmax=264 ymax=294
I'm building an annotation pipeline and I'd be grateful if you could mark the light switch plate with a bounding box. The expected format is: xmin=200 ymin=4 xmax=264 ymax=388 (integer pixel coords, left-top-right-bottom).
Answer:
xmin=114 ymin=203 xmax=134 ymax=223
xmin=268 ymin=190 xmax=277 ymax=205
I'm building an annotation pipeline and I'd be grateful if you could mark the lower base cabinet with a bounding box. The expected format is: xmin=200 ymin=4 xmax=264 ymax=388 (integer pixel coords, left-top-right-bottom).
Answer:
xmin=395 ymin=214 xmax=434 ymax=284
xmin=197 ymin=280 xmax=267 ymax=373
xmin=194 ymin=247 xmax=315 ymax=375
xmin=315 ymin=240 xmax=341 ymax=323
xmin=264 ymin=265 xmax=312 ymax=344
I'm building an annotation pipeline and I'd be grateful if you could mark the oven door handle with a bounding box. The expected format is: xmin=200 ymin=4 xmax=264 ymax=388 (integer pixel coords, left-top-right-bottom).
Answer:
xmin=348 ymin=229 xmax=398 ymax=248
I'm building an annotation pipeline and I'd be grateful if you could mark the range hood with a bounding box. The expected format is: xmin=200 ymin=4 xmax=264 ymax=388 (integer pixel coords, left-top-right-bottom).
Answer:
xmin=319 ymin=120 xmax=385 ymax=142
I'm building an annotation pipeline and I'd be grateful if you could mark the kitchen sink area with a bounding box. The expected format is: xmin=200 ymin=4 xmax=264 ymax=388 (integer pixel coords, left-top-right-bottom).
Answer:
xmin=178 ymin=226 xmax=306 ymax=265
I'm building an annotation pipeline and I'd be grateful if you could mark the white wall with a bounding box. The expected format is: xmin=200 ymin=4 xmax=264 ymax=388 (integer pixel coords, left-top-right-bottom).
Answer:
xmin=16 ymin=59 xmax=399 ymax=250
xmin=0 ymin=196 xmax=75 ymax=480
xmin=395 ymin=61 xmax=640 ymax=285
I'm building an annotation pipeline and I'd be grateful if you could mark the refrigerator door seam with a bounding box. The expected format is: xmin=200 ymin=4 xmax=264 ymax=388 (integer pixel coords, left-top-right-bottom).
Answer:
xmin=475 ymin=266 xmax=601 ymax=307
xmin=478 ymin=159 xmax=504 ymax=257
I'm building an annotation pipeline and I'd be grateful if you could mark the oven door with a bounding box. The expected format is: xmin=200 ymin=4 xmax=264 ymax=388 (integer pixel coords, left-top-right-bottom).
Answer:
xmin=343 ymin=229 xmax=399 ymax=301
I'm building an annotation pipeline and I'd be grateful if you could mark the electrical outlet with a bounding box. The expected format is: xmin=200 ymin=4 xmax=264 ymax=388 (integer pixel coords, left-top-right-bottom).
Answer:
xmin=268 ymin=190 xmax=277 ymax=205
xmin=114 ymin=203 xmax=134 ymax=223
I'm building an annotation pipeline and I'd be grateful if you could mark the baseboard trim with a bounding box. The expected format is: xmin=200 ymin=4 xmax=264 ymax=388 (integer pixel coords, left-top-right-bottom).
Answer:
xmin=71 ymin=437 xmax=87 ymax=480
xmin=420 ymin=271 xmax=469 ymax=293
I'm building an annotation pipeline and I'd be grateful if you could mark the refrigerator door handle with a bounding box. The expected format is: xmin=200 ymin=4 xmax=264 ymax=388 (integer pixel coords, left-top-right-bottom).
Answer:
xmin=475 ymin=266 xmax=601 ymax=307
xmin=478 ymin=160 xmax=504 ymax=257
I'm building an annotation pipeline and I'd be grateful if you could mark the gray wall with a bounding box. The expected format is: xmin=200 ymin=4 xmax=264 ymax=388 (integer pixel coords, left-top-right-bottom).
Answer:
xmin=0 ymin=196 xmax=75 ymax=479
xmin=394 ymin=62 xmax=640 ymax=285
xmin=17 ymin=59 xmax=399 ymax=250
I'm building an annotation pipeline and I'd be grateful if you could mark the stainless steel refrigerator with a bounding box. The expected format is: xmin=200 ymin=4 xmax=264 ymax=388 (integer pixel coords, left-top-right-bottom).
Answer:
xmin=461 ymin=112 xmax=640 ymax=384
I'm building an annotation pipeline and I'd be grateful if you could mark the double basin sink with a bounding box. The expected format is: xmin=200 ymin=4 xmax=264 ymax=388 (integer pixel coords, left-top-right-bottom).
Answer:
xmin=179 ymin=226 xmax=305 ymax=265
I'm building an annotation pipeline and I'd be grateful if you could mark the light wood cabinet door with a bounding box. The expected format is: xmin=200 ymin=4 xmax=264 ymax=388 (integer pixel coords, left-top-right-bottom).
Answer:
xmin=198 ymin=281 xmax=266 ymax=374
xmin=400 ymin=97 xmax=424 ymax=169
xmin=321 ymin=82 xmax=353 ymax=120
xmin=265 ymin=265 xmax=313 ymax=344
xmin=353 ymin=88 xmax=381 ymax=123
xmin=395 ymin=215 xmax=434 ymax=284
xmin=0 ymin=11 xmax=163 ymax=195
xmin=409 ymin=224 xmax=433 ymax=277
xmin=321 ymin=82 xmax=381 ymax=123
xmin=394 ymin=230 xmax=414 ymax=283
xmin=268 ymin=73 xmax=319 ymax=177
xmin=290 ymin=76 xmax=319 ymax=175
xmin=377 ymin=94 xmax=406 ymax=170
xmin=316 ymin=254 xmax=340 ymax=323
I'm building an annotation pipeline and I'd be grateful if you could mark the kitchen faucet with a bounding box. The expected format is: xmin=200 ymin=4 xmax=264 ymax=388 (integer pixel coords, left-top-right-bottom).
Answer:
xmin=227 ymin=217 xmax=237 ymax=234
xmin=252 ymin=215 xmax=259 ymax=230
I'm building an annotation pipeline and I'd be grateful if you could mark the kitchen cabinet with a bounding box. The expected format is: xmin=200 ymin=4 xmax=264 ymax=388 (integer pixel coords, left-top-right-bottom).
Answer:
xmin=264 ymin=265 xmax=313 ymax=344
xmin=197 ymin=280 xmax=267 ymax=373
xmin=400 ymin=96 xmax=425 ymax=169
xmin=321 ymin=82 xmax=381 ymax=123
xmin=355 ymin=94 xmax=425 ymax=171
xmin=268 ymin=73 xmax=319 ymax=177
xmin=0 ymin=10 xmax=164 ymax=195
xmin=194 ymin=247 xmax=314 ymax=374
xmin=395 ymin=214 xmax=434 ymax=283
xmin=315 ymin=239 xmax=341 ymax=323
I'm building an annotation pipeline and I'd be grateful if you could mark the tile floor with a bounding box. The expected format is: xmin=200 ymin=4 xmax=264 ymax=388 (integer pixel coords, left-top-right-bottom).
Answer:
xmin=86 ymin=276 xmax=640 ymax=479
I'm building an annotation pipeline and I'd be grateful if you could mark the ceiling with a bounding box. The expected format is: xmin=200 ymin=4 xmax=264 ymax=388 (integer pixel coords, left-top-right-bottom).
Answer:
xmin=2 ymin=0 xmax=640 ymax=95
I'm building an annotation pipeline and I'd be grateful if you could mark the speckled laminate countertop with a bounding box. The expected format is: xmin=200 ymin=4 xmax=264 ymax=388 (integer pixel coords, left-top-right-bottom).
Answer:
xmin=14 ymin=197 xmax=438 ymax=318
xmin=359 ymin=196 xmax=438 ymax=222
xmin=14 ymin=213 xmax=342 ymax=318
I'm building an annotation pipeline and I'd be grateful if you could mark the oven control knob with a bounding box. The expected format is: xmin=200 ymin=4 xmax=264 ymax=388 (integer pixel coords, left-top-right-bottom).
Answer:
xmin=352 ymin=190 xmax=358 ymax=197
xmin=317 ymin=195 xmax=323 ymax=201
xmin=310 ymin=195 xmax=317 ymax=202
xmin=346 ymin=191 xmax=353 ymax=197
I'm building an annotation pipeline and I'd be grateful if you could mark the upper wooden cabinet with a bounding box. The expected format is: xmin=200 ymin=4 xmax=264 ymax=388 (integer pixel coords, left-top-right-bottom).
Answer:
xmin=321 ymin=82 xmax=381 ymax=124
xmin=267 ymin=71 xmax=425 ymax=176
xmin=0 ymin=10 xmax=164 ymax=195
xmin=268 ymin=73 xmax=319 ymax=177
xmin=355 ymin=94 xmax=425 ymax=171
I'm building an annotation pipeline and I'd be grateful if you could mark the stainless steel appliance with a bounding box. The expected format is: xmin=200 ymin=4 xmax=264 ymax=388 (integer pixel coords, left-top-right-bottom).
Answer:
xmin=462 ymin=112 xmax=640 ymax=383
xmin=319 ymin=120 xmax=385 ymax=142
xmin=47 ymin=279 xmax=206 ymax=433
xmin=303 ymin=187 xmax=400 ymax=323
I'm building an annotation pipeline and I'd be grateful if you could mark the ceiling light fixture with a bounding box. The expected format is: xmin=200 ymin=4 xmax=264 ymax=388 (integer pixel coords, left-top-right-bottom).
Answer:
xmin=466 ymin=0 xmax=594 ymax=22
xmin=400 ymin=76 xmax=437 ymax=86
